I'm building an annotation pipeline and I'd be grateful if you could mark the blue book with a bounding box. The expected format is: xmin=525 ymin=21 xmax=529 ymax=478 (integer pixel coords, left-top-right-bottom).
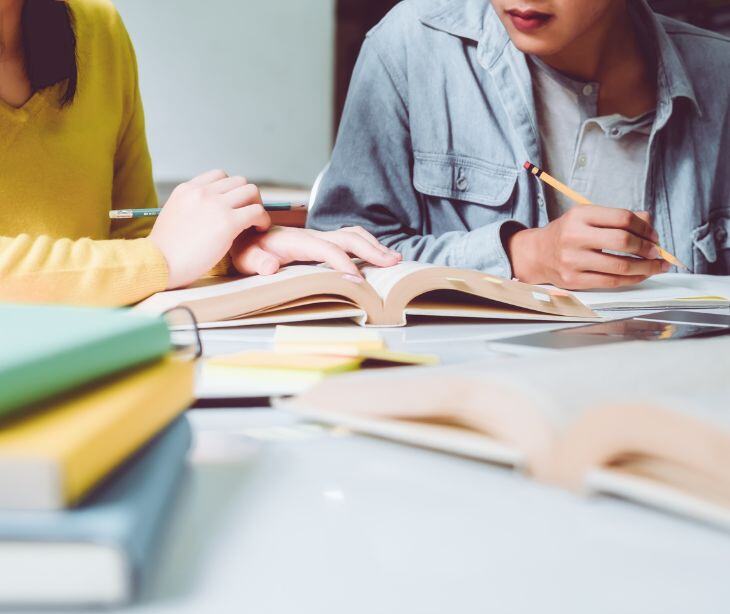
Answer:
xmin=0 ymin=416 xmax=191 ymax=607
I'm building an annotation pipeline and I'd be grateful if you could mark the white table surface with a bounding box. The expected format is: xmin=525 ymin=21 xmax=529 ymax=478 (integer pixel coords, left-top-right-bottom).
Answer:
xmin=123 ymin=406 xmax=730 ymax=614
xmin=120 ymin=317 xmax=730 ymax=614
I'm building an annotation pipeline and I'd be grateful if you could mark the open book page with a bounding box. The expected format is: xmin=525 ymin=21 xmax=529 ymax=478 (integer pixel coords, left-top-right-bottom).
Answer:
xmin=361 ymin=261 xmax=437 ymax=300
xmin=361 ymin=262 xmax=598 ymax=322
xmin=190 ymin=303 xmax=366 ymax=329
xmin=135 ymin=265 xmax=333 ymax=315
xmin=568 ymin=273 xmax=730 ymax=310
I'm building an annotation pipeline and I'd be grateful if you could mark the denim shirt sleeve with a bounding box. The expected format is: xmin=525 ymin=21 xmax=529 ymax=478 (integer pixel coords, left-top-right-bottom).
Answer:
xmin=308 ymin=37 xmax=520 ymax=278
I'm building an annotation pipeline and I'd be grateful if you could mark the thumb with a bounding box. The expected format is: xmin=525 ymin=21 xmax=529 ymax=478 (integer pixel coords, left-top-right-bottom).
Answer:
xmin=232 ymin=244 xmax=281 ymax=276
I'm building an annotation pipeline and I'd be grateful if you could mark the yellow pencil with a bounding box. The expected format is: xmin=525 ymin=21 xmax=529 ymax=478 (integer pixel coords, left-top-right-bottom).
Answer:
xmin=524 ymin=161 xmax=688 ymax=270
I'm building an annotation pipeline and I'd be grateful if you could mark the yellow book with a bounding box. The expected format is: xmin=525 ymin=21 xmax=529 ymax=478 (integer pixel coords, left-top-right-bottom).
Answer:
xmin=0 ymin=356 xmax=194 ymax=511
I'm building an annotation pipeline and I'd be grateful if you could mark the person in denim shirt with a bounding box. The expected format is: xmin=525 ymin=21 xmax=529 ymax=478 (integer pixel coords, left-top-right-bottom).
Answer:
xmin=309 ymin=0 xmax=730 ymax=289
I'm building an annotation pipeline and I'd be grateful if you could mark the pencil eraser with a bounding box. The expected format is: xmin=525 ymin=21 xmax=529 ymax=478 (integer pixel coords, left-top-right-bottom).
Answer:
xmin=523 ymin=161 xmax=533 ymax=171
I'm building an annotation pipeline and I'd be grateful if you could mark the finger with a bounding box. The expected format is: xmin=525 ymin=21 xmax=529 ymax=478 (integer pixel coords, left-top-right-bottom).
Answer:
xmin=188 ymin=169 xmax=229 ymax=185
xmin=579 ymin=250 xmax=669 ymax=277
xmin=562 ymin=272 xmax=650 ymax=290
xmin=321 ymin=231 xmax=401 ymax=267
xmin=232 ymin=243 xmax=281 ymax=276
xmin=338 ymin=226 xmax=395 ymax=255
xmin=584 ymin=227 xmax=661 ymax=260
xmin=292 ymin=234 xmax=362 ymax=276
xmin=208 ymin=175 xmax=249 ymax=194
xmin=582 ymin=207 xmax=659 ymax=242
xmin=232 ymin=203 xmax=272 ymax=233
xmin=635 ymin=211 xmax=652 ymax=226
xmin=221 ymin=184 xmax=264 ymax=209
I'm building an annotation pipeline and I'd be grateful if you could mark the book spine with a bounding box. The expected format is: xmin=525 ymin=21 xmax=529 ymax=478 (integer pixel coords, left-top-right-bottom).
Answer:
xmin=62 ymin=359 xmax=195 ymax=508
xmin=125 ymin=417 xmax=192 ymax=600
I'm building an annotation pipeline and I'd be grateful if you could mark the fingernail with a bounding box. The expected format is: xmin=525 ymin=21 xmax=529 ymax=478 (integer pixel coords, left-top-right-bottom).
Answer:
xmin=648 ymin=246 xmax=660 ymax=259
xmin=342 ymin=274 xmax=364 ymax=284
xmin=662 ymin=261 xmax=671 ymax=272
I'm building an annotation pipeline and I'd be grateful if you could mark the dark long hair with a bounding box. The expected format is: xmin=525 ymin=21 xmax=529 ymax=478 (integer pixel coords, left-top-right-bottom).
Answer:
xmin=21 ymin=0 xmax=78 ymax=105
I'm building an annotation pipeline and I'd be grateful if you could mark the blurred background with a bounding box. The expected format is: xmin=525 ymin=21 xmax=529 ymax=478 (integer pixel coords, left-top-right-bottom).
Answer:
xmin=115 ymin=0 xmax=730 ymax=192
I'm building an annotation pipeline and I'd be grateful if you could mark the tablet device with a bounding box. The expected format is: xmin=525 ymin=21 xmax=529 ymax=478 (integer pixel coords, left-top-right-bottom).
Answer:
xmin=490 ymin=310 xmax=730 ymax=353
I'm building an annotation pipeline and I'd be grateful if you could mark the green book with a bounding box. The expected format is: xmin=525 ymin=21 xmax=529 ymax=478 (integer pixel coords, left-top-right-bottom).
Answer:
xmin=0 ymin=305 xmax=171 ymax=418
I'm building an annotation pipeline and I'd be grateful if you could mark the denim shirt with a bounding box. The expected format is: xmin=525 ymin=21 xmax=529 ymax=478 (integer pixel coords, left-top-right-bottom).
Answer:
xmin=309 ymin=0 xmax=730 ymax=277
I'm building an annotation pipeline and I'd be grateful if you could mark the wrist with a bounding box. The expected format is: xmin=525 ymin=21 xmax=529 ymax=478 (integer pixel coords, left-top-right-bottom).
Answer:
xmin=506 ymin=228 xmax=544 ymax=283
xmin=149 ymin=234 xmax=182 ymax=290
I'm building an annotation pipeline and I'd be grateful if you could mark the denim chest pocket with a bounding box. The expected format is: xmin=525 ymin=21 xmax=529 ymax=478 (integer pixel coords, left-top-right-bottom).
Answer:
xmin=692 ymin=209 xmax=730 ymax=274
xmin=413 ymin=153 xmax=518 ymax=209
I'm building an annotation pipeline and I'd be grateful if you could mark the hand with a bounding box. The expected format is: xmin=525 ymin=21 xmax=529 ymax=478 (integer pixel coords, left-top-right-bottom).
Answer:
xmin=150 ymin=170 xmax=271 ymax=289
xmin=230 ymin=226 xmax=402 ymax=280
xmin=506 ymin=206 xmax=670 ymax=289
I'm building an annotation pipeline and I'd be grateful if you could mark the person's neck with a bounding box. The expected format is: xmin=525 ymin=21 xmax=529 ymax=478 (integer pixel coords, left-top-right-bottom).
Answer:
xmin=540 ymin=2 xmax=636 ymax=82
xmin=0 ymin=0 xmax=24 ymax=61
xmin=537 ymin=3 xmax=656 ymax=116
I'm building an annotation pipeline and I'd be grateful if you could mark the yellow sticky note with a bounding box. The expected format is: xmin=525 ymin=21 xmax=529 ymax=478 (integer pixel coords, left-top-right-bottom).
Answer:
xmin=207 ymin=351 xmax=363 ymax=374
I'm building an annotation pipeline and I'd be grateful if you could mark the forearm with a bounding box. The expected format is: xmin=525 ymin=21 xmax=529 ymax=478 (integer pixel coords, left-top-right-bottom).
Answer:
xmin=0 ymin=234 xmax=168 ymax=306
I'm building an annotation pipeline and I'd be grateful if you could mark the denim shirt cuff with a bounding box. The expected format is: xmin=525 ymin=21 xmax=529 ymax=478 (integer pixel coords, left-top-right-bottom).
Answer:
xmin=459 ymin=220 xmax=523 ymax=279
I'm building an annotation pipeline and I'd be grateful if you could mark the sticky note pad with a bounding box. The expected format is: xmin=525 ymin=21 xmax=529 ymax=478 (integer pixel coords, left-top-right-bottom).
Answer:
xmin=207 ymin=351 xmax=363 ymax=375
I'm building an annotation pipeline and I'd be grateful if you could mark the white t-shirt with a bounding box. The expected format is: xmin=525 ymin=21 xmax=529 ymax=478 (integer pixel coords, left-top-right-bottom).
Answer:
xmin=529 ymin=56 xmax=656 ymax=221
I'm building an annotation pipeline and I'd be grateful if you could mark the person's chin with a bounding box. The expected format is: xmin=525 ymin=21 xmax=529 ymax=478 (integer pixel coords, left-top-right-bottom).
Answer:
xmin=504 ymin=30 xmax=566 ymax=57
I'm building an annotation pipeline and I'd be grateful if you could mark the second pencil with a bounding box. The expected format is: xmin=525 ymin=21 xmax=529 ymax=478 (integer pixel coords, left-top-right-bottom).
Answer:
xmin=110 ymin=202 xmax=307 ymax=220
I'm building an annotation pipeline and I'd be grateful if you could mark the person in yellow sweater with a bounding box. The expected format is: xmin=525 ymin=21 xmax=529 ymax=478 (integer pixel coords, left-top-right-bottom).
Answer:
xmin=0 ymin=0 xmax=400 ymax=306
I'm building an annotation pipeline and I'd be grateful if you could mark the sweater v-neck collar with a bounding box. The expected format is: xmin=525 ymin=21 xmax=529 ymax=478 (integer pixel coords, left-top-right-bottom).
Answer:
xmin=0 ymin=86 xmax=54 ymax=123
xmin=0 ymin=86 xmax=57 ymax=170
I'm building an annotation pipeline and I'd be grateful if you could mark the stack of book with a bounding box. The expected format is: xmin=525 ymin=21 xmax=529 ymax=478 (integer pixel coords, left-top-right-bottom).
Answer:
xmin=0 ymin=305 xmax=195 ymax=608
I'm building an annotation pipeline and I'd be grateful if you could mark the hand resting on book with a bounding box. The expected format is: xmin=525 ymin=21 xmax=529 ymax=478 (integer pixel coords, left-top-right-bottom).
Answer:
xmin=230 ymin=225 xmax=402 ymax=281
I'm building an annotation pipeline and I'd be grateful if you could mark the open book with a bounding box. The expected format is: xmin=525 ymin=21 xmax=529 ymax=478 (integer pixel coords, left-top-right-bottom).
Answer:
xmin=278 ymin=336 xmax=730 ymax=530
xmin=135 ymin=262 xmax=597 ymax=327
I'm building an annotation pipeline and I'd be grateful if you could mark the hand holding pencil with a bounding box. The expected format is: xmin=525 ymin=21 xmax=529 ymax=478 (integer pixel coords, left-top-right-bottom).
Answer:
xmin=505 ymin=162 xmax=682 ymax=290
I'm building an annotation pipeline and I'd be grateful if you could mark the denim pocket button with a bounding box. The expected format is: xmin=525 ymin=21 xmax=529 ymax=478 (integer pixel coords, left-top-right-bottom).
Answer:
xmin=456 ymin=169 xmax=468 ymax=191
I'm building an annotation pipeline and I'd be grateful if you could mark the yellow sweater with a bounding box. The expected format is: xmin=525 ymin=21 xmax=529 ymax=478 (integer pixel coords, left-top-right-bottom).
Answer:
xmin=0 ymin=0 xmax=169 ymax=306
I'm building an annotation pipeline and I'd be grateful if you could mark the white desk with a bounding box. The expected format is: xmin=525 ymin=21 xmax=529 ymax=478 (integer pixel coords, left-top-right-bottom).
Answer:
xmin=123 ymin=318 xmax=730 ymax=614
xmin=126 ymin=408 xmax=730 ymax=614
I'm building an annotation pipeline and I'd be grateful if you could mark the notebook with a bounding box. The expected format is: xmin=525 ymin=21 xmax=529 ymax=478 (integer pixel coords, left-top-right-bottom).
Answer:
xmin=0 ymin=305 xmax=171 ymax=418
xmin=0 ymin=417 xmax=191 ymax=608
xmin=570 ymin=273 xmax=730 ymax=310
xmin=134 ymin=261 xmax=597 ymax=328
xmin=280 ymin=335 xmax=730 ymax=530
xmin=0 ymin=356 xmax=194 ymax=510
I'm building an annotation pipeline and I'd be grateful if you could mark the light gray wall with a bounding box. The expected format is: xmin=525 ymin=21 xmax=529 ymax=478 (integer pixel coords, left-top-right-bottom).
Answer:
xmin=114 ymin=0 xmax=335 ymax=187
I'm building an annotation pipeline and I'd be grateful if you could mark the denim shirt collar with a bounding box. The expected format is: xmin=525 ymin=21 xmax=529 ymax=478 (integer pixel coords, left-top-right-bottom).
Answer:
xmin=419 ymin=0 xmax=702 ymax=119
